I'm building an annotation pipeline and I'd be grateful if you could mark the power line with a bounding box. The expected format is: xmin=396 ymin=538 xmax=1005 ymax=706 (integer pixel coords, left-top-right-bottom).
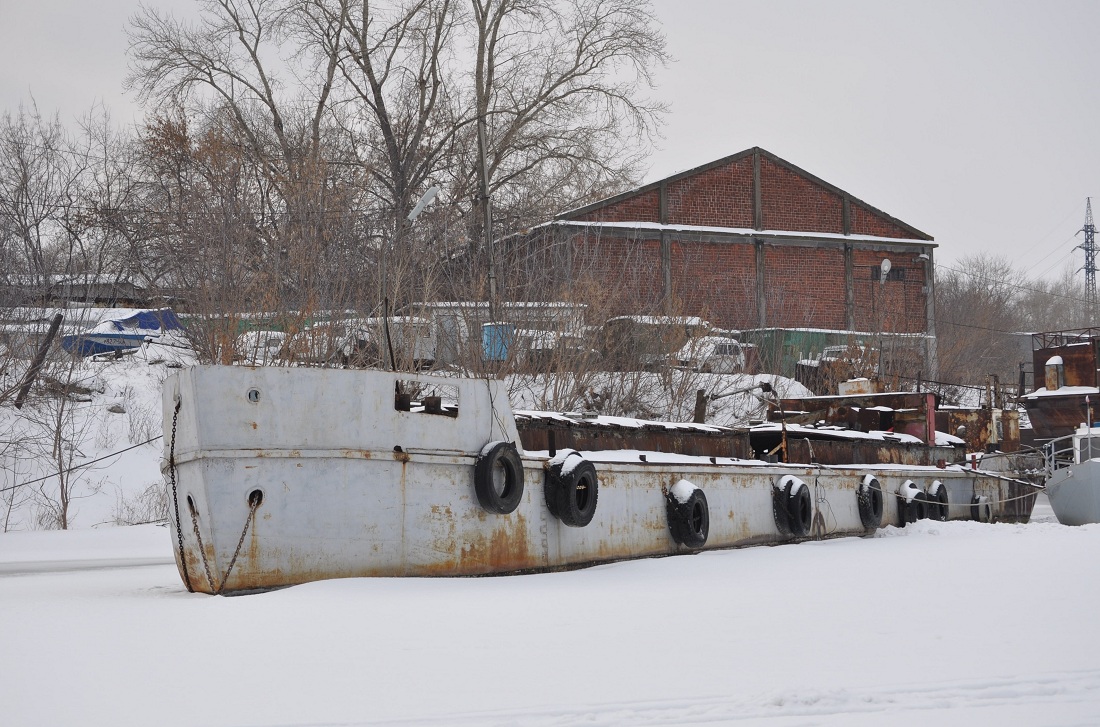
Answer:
xmin=934 ymin=261 xmax=1090 ymax=306
xmin=1029 ymin=241 xmax=1076 ymax=282
xmin=933 ymin=318 xmax=1026 ymax=336
xmin=1020 ymin=199 xmax=1087 ymax=275
xmin=0 ymin=435 xmax=162 ymax=494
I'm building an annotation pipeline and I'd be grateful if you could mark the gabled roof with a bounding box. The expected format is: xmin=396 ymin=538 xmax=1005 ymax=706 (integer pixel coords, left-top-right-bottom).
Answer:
xmin=556 ymin=146 xmax=933 ymax=241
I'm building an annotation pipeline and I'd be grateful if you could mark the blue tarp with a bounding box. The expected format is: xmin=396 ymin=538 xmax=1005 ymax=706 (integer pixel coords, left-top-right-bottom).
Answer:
xmin=102 ymin=309 xmax=184 ymax=333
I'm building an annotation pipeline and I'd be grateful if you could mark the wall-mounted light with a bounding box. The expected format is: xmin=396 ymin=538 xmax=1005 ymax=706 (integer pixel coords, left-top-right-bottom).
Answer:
xmin=407 ymin=185 xmax=440 ymax=222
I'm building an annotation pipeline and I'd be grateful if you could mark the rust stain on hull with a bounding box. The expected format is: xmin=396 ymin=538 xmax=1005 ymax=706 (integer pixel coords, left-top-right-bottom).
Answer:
xmin=172 ymin=449 xmax=1039 ymax=593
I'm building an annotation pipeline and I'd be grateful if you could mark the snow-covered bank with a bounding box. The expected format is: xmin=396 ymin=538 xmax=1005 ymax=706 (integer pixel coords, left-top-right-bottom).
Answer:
xmin=1 ymin=516 xmax=1097 ymax=726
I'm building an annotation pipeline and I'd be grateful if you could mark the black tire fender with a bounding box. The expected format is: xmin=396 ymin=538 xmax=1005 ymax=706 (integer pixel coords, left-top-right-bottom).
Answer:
xmin=474 ymin=441 xmax=524 ymax=514
xmin=971 ymin=494 xmax=992 ymax=523
xmin=858 ymin=474 xmax=884 ymax=529
xmin=667 ymin=481 xmax=710 ymax=548
xmin=545 ymin=451 xmax=598 ymax=527
xmin=774 ymin=475 xmax=812 ymax=537
xmin=913 ymin=492 xmax=933 ymax=521
xmin=897 ymin=480 xmax=926 ymax=525
xmin=928 ymin=480 xmax=949 ymax=521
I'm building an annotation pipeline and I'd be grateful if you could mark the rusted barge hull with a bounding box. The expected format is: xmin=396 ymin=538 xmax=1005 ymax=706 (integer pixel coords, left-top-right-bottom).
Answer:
xmin=163 ymin=367 xmax=1037 ymax=594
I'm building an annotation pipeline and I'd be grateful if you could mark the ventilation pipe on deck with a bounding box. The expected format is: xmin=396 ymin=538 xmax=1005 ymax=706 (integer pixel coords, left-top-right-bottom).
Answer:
xmin=1045 ymin=356 xmax=1065 ymax=391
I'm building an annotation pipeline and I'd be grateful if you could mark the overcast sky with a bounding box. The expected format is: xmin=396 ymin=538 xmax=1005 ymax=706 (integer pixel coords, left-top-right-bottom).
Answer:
xmin=1 ymin=0 xmax=1098 ymax=277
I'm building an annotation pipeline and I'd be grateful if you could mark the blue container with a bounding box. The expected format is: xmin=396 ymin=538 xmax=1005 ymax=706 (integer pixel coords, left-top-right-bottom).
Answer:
xmin=482 ymin=322 xmax=515 ymax=362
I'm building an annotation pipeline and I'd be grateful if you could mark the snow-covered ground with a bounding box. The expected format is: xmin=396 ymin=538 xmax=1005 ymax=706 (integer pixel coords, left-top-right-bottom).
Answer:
xmin=0 ymin=339 xmax=193 ymax=531
xmin=1 ymin=498 xmax=1097 ymax=726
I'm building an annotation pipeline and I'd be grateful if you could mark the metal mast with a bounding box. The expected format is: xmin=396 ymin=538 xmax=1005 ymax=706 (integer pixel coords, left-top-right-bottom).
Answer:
xmin=1078 ymin=197 xmax=1097 ymax=314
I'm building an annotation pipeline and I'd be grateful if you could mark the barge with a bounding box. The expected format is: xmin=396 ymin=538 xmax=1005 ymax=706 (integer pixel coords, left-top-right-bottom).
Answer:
xmin=163 ymin=366 xmax=1038 ymax=594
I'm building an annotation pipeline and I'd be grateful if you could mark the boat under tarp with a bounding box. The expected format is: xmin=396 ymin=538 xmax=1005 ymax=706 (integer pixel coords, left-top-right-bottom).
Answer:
xmin=62 ymin=309 xmax=184 ymax=357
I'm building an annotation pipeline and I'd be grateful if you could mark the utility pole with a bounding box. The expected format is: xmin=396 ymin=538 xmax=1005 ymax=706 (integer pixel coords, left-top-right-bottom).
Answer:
xmin=1078 ymin=197 xmax=1097 ymax=318
xmin=477 ymin=115 xmax=498 ymax=323
xmin=383 ymin=186 xmax=439 ymax=372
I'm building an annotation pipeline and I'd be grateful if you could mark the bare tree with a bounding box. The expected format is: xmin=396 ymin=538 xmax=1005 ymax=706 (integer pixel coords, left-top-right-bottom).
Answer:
xmin=128 ymin=0 xmax=667 ymax=296
xmin=934 ymin=253 xmax=1031 ymax=388
xmin=1017 ymin=263 xmax=1092 ymax=333
xmin=128 ymin=0 xmax=357 ymax=322
xmin=0 ymin=105 xmax=75 ymax=290
xmin=465 ymin=0 xmax=667 ymax=224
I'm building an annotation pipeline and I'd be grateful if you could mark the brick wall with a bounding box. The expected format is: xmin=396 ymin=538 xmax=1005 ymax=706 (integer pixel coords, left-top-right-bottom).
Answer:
xmin=851 ymin=249 xmax=927 ymax=334
xmin=569 ymin=230 xmax=664 ymax=313
xmin=849 ymin=201 xmax=914 ymax=239
xmin=760 ymin=158 xmax=844 ymax=234
xmin=759 ymin=245 xmax=848 ymax=329
xmin=570 ymin=153 xmax=925 ymax=242
xmin=578 ymin=189 xmax=660 ymax=223
xmin=545 ymin=150 xmax=931 ymax=337
xmin=670 ymin=239 xmax=758 ymax=329
xmin=545 ymin=230 xmax=931 ymax=335
xmin=665 ymin=157 xmax=755 ymax=228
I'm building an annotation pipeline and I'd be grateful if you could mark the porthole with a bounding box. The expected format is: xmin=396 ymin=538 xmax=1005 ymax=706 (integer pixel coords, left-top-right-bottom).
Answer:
xmin=247 ymin=388 xmax=261 ymax=403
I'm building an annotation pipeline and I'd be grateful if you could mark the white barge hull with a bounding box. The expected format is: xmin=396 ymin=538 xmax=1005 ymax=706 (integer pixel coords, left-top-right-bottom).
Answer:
xmin=1045 ymin=458 xmax=1100 ymax=526
xmin=163 ymin=367 xmax=1031 ymax=594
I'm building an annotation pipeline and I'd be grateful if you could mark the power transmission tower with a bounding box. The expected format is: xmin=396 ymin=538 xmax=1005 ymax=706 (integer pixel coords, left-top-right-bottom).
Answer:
xmin=1078 ymin=197 xmax=1098 ymax=316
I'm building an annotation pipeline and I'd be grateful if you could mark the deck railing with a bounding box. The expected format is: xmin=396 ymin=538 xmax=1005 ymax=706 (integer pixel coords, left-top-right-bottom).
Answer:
xmin=1043 ymin=433 xmax=1077 ymax=475
xmin=1032 ymin=328 xmax=1100 ymax=349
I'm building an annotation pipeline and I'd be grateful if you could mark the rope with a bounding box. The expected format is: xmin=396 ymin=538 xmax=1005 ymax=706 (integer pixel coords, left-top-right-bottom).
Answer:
xmin=866 ymin=482 xmax=1043 ymax=507
xmin=484 ymin=376 xmax=512 ymax=444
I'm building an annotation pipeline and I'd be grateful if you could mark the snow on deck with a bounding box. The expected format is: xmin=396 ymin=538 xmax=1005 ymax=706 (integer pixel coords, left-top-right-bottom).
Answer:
xmin=514 ymin=409 xmax=733 ymax=433
xmin=750 ymin=422 xmax=927 ymax=444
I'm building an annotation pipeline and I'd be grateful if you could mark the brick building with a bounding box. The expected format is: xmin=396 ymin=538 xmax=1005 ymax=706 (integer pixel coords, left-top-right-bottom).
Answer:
xmin=517 ymin=146 xmax=938 ymax=374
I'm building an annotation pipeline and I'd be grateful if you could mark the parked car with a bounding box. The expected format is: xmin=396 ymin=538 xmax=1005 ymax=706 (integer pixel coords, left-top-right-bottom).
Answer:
xmin=678 ymin=335 xmax=745 ymax=373
xmin=234 ymin=330 xmax=289 ymax=365
xmin=334 ymin=317 xmax=436 ymax=370
xmin=601 ymin=315 xmax=710 ymax=370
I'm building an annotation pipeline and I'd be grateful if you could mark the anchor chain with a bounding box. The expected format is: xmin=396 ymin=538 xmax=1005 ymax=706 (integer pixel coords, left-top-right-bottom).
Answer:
xmin=190 ymin=495 xmax=259 ymax=595
xmin=167 ymin=398 xmax=194 ymax=593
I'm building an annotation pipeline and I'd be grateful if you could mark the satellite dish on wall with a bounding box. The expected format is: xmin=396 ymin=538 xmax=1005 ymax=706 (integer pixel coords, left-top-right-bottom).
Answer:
xmin=879 ymin=258 xmax=892 ymax=283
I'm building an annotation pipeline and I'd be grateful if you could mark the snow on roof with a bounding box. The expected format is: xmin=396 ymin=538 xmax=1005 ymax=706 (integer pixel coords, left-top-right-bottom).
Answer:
xmin=1046 ymin=355 xmax=1064 ymax=366
xmin=537 ymin=219 xmax=930 ymax=247
xmin=742 ymin=326 xmax=933 ymax=340
xmin=412 ymin=301 xmax=585 ymax=309
xmin=1024 ymin=385 xmax=1100 ymax=399
xmin=935 ymin=431 xmax=966 ymax=446
xmin=606 ymin=315 xmax=707 ymax=326
xmin=780 ymin=391 xmax=924 ymax=405
xmin=750 ymin=422 xmax=925 ymax=444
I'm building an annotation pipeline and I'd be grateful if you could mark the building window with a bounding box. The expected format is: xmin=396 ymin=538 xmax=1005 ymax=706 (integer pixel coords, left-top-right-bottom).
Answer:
xmin=871 ymin=267 xmax=907 ymax=282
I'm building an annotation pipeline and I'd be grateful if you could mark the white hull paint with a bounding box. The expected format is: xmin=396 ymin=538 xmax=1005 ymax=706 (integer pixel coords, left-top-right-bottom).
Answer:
xmin=1044 ymin=459 xmax=1100 ymax=526
xmin=163 ymin=366 xmax=1034 ymax=594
